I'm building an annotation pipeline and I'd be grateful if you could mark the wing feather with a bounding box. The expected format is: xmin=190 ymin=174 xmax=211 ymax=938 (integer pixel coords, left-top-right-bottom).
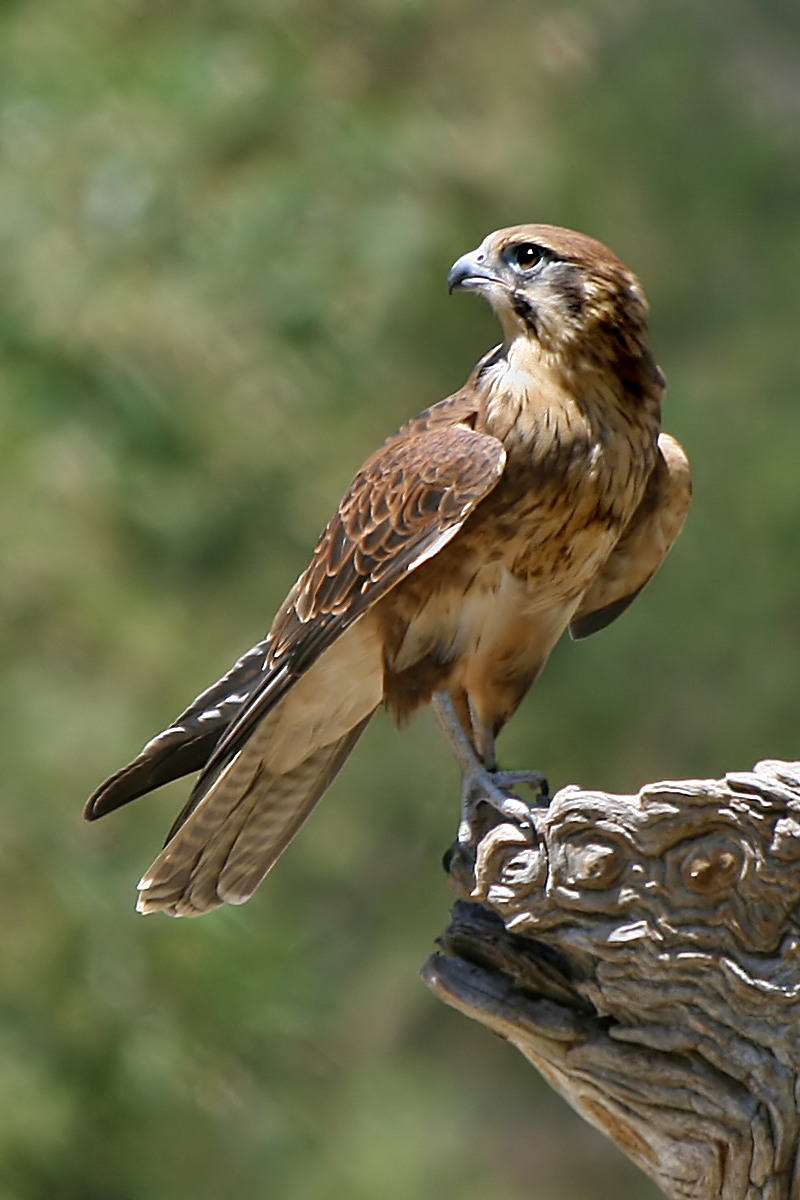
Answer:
xmin=85 ymin=641 xmax=274 ymax=819
xmin=86 ymin=405 xmax=505 ymax=829
xmin=569 ymin=433 xmax=691 ymax=640
xmin=192 ymin=423 xmax=506 ymax=802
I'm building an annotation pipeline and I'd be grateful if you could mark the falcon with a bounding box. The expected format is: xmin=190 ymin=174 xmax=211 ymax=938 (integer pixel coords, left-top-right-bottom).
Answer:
xmin=86 ymin=224 xmax=691 ymax=917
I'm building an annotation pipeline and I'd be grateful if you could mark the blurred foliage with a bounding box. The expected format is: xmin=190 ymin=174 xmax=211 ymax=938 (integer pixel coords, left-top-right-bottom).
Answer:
xmin=1 ymin=0 xmax=799 ymax=1197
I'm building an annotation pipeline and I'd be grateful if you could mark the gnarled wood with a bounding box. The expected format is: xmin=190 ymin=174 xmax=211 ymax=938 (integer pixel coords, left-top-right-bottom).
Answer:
xmin=422 ymin=759 xmax=800 ymax=1200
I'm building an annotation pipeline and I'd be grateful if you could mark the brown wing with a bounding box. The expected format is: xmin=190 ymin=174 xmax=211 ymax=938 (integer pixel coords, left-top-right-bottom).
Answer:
xmin=569 ymin=433 xmax=691 ymax=639
xmin=125 ymin=418 xmax=507 ymax=915
xmin=191 ymin=420 xmax=506 ymax=806
xmin=86 ymin=406 xmax=504 ymax=827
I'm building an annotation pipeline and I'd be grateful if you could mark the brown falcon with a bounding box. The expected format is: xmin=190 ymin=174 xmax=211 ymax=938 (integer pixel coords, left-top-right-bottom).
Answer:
xmin=86 ymin=224 xmax=691 ymax=917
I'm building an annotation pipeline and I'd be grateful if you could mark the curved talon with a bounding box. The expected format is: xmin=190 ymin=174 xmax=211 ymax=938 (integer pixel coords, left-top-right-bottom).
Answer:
xmin=458 ymin=770 xmax=539 ymax=844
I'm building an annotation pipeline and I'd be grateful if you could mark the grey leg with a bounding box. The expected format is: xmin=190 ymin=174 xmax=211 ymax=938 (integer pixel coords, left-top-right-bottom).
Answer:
xmin=431 ymin=692 xmax=547 ymax=843
xmin=468 ymin=696 xmax=497 ymax=770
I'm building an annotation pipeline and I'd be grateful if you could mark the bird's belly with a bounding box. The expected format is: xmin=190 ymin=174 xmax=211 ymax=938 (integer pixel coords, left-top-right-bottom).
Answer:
xmin=391 ymin=563 xmax=523 ymax=670
xmin=383 ymin=557 xmax=574 ymax=734
xmin=379 ymin=443 xmax=644 ymax=734
xmin=388 ymin=493 xmax=623 ymax=675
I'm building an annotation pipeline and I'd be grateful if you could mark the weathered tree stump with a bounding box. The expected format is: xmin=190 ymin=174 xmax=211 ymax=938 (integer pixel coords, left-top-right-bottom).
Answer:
xmin=422 ymin=759 xmax=800 ymax=1200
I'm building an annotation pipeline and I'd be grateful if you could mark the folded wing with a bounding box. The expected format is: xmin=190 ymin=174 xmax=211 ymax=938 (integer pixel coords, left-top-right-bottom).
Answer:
xmin=569 ymin=433 xmax=691 ymax=640
xmin=88 ymin=418 xmax=506 ymax=914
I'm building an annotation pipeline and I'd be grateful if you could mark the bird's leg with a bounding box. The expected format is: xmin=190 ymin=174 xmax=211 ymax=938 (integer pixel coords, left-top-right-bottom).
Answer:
xmin=431 ymin=692 xmax=548 ymax=844
xmin=467 ymin=696 xmax=497 ymax=769
xmin=468 ymin=699 xmax=551 ymax=806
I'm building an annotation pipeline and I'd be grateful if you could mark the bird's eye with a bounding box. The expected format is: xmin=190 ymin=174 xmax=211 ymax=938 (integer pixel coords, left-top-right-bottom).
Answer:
xmin=508 ymin=243 xmax=543 ymax=271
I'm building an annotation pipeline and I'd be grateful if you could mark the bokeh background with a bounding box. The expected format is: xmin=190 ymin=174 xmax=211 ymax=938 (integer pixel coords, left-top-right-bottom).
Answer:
xmin=1 ymin=1 xmax=799 ymax=1197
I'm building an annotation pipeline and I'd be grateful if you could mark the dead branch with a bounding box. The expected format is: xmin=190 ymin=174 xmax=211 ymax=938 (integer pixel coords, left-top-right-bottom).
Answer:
xmin=423 ymin=759 xmax=800 ymax=1200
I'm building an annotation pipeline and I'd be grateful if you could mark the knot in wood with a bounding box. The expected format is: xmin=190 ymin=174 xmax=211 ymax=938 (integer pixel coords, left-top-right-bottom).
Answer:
xmin=472 ymin=761 xmax=800 ymax=961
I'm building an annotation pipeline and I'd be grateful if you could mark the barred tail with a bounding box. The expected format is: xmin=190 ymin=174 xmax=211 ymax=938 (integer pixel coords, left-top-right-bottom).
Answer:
xmin=136 ymin=714 xmax=374 ymax=916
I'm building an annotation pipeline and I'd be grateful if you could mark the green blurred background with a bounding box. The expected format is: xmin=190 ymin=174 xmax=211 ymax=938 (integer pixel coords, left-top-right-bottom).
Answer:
xmin=1 ymin=1 xmax=798 ymax=1197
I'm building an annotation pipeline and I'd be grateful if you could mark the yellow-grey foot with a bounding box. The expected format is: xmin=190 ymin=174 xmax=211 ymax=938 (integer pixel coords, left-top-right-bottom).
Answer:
xmin=457 ymin=766 xmax=545 ymax=845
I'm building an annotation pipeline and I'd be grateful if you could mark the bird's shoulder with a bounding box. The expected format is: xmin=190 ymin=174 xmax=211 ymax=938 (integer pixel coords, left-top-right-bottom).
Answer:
xmin=367 ymin=343 xmax=504 ymax=457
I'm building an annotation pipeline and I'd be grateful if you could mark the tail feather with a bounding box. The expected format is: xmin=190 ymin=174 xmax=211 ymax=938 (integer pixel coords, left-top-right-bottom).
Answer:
xmin=136 ymin=715 xmax=374 ymax=916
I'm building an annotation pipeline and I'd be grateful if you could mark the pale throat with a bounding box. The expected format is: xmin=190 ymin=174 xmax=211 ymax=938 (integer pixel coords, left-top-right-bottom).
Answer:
xmin=480 ymin=331 xmax=587 ymax=443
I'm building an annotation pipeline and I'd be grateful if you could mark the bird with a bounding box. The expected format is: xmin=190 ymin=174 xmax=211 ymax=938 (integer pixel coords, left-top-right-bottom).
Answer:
xmin=85 ymin=224 xmax=691 ymax=917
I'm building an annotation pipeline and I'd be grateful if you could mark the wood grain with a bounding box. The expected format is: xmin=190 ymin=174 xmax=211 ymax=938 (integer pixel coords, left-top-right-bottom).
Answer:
xmin=424 ymin=759 xmax=800 ymax=1200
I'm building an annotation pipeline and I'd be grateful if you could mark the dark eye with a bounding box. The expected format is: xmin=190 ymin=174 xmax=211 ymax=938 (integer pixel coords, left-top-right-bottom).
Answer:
xmin=508 ymin=243 xmax=543 ymax=271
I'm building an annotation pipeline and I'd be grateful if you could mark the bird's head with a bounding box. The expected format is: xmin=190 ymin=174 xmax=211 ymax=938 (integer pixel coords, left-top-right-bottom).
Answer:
xmin=448 ymin=224 xmax=650 ymax=363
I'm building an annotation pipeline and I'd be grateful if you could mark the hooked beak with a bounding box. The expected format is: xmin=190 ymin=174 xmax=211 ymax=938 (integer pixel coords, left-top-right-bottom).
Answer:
xmin=447 ymin=250 xmax=501 ymax=294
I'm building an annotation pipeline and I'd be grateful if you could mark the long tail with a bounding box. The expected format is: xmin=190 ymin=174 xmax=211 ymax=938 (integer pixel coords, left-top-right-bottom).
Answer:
xmin=136 ymin=713 xmax=374 ymax=916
